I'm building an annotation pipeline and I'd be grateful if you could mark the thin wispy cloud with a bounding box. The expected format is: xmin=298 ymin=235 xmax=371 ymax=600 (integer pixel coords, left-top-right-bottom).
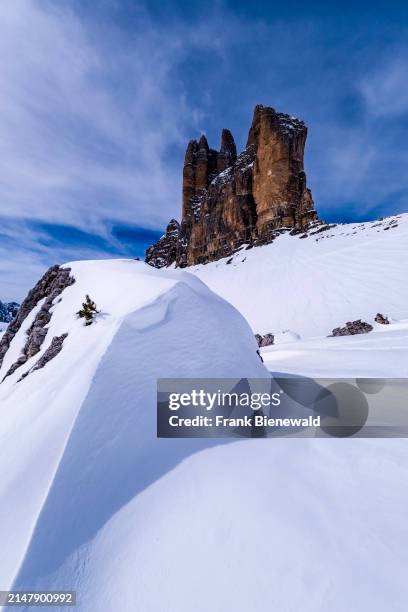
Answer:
xmin=0 ymin=0 xmax=408 ymax=299
xmin=314 ymin=44 xmax=408 ymax=219
xmin=0 ymin=0 xmax=187 ymax=230
xmin=0 ymin=0 xmax=234 ymax=297
xmin=360 ymin=52 xmax=408 ymax=119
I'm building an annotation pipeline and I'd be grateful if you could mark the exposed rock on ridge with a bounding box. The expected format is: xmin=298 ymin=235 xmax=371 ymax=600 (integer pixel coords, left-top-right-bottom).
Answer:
xmin=18 ymin=333 xmax=68 ymax=381
xmin=375 ymin=313 xmax=389 ymax=325
xmin=146 ymin=104 xmax=318 ymax=268
xmin=145 ymin=219 xmax=181 ymax=269
xmin=0 ymin=265 xmax=75 ymax=378
xmin=330 ymin=320 xmax=373 ymax=337
xmin=255 ymin=333 xmax=275 ymax=347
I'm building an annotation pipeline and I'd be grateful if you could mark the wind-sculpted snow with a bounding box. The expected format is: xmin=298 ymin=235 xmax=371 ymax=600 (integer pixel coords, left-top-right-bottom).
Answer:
xmin=191 ymin=214 xmax=408 ymax=377
xmin=193 ymin=214 xmax=408 ymax=330
xmin=53 ymin=437 xmax=408 ymax=612
xmin=1 ymin=247 xmax=408 ymax=611
xmin=0 ymin=260 xmax=267 ymax=598
xmin=193 ymin=214 xmax=408 ymax=338
xmin=261 ymin=319 xmax=408 ymax=377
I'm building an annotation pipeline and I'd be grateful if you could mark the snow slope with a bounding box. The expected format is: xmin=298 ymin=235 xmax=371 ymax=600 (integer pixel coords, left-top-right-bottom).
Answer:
xmin=261 ymin=318 xmax=408 ymax=377
xmin=49 ymin=438 xmax=408 ymax=612
xmin=0 ymin=260 xmax=267 ymax=600
xmin=1 ymin=259 xmax=407 ymax=611
xmin=192 ymin=214 xmax=408 ymax=338
xmin=1 ymin=217 xmax=408 ymax=611
xmin=191 ymin=214 xmax=408 ymax=376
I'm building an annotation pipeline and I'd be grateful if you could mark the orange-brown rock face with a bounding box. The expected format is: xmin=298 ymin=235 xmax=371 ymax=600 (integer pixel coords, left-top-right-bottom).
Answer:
xmin=146 ymin=105 xmax=318 ymax=268
xmin=248 ymin=106 xmax=316 ymax=235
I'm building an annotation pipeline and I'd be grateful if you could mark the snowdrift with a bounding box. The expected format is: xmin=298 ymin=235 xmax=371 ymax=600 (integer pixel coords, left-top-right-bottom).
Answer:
xmin=261 ymin=318 xmax=408 ymax=377
xmin=0 ymin=260 xmax=267 ymax=602
xmin=61 ymin=437 xmax=408 ymax=612
xmin=0 ymin=237 xmax=407 ymax=610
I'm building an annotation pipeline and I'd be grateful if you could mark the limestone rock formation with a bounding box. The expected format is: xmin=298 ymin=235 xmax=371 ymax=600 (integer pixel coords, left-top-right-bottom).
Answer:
xmin=330 ymin=320 xmax=373 ymax=337
xmin=0 ymin=265 xmax=75 ymax=378
xmin=146 ymin=104 xmax=318 ymax=268
xmin=145 ymin=219 xmax=181 ymax=268
xmin=374 ymin=313 xmax=390 ymax=325
xmin=255 ymin=334 xmax=263 ymax=347
xmin=18 ymin=333 xmax=69 ymax=381
xmin=255 ymin=333 xmax=275 ymax=347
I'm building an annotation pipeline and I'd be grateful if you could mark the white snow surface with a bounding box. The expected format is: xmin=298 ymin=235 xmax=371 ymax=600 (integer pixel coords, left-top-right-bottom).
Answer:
xmin=261 ymin=319 xmax=408 ymax=377
xmin=0 ymin=259 xmax=268 ymax=607
xmin=0 ymin=215 xmax=408 ymax=611
xmin=191 ymin=214 xmax=408 ymax=377
xmin=192 ymin=214 xmax=408 ymax=338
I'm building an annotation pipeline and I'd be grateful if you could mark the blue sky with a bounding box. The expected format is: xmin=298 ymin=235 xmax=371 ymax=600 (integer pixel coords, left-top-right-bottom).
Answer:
xmin=1 ymin=0 xmax=408 ymax=299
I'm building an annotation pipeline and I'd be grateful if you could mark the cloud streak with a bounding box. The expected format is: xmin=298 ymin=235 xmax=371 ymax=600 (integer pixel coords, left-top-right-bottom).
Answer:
xmin=0 ymin=0 xmax=238 ymax=231
xmin=0 ymin=0 xmax=233 ymax=297
xmin=1 ymin=0 xmax=408 ymax=298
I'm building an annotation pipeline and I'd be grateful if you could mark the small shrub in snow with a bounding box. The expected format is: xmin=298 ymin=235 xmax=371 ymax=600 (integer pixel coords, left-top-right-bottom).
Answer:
xmin=76 ymin=295 xmax=100 ymax=326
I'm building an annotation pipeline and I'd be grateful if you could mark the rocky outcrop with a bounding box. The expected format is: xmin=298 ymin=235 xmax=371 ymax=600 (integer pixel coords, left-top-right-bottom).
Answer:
xmin=255 ymin=333 xmax=275 ymax=347
xmin=330 ymin=320 xmax=373 ymax=337
xmin=145 ymin=219 xmax=181 ymax=268
xmin=255 ymin=334 xmax=263 ymax=347
xmin=146 ymin=104 xmax=318 ymax=268
xmin=375 ymin=313 xmax=389 ymax=325
xmin=18 ymin=333 xmax=68 ymax=381
xmin=0 ymin=265 xmax=75 ymax=378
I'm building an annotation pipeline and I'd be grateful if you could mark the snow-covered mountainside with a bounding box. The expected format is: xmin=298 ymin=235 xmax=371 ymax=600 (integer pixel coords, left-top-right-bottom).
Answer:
xmin=0 ymin=258 xmax=408 ymax=611
xmin=0 ymin=260 xmax=267 ymax=601
xmin=191 ymin=213 xmax=408 ymax=376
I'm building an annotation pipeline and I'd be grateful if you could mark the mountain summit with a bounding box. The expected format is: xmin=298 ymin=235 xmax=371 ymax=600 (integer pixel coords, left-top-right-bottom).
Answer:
xmin=146 ymin=105 xmax=318 ymax=267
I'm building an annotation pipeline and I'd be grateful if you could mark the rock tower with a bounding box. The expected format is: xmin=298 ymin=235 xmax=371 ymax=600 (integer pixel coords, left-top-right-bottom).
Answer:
xmin=146 ymin=105 xmax=317 ymax=267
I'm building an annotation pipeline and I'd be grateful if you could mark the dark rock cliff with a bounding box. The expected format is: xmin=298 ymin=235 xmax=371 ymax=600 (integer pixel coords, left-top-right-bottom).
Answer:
xmin=146 ymin=104 xmax=318 ymax=268
xmin=0 ymin=265 xmax=75 ymax=378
